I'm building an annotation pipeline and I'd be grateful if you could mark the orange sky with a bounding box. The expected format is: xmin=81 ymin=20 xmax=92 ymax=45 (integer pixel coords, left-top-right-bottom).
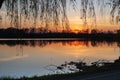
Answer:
xmin=0 ymin=0 xmax=120 ymax=32
xmin=0 ymin=9 xmax=119 ymax=32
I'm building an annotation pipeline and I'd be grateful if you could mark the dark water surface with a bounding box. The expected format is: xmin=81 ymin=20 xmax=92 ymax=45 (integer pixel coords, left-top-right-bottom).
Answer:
xmin=0 ymin=39 xmax=120 ymax=77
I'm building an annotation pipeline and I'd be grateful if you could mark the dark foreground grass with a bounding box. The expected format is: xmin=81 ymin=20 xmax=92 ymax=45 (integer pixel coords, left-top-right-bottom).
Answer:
xmin=1 ymin=69 xmax=120 ymax=80
xmin=1 ymin=57 xmax=120 ymax=80
xmin=0 ymin=73 xmax=78 ymax=80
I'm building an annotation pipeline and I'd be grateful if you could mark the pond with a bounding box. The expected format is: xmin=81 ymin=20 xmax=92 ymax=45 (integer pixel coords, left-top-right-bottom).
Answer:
xmin=0 ymin=39 xmax=120 ymax=77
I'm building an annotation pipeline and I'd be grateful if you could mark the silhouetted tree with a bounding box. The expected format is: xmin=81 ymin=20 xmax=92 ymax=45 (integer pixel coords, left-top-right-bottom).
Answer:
xmin=0 ymin=0 xmax=119 ymax=31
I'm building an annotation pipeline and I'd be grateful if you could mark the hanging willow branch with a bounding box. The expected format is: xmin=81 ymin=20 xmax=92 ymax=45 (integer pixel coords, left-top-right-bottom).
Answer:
xmin=0 ymin=0 xmax=4 ymax=8
xmin=110 ymin=0 xmax=120 ymax=24
xmin=0 ymin=0 xmax=120 ymax=31
xmin=1 ymin=0 xmax=75 ymax=31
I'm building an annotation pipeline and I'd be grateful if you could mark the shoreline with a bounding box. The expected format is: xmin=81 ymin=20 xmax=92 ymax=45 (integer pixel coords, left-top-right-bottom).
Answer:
xmin=1 ymin=69 xmax=120 ymax=80
xmin=1 ymin=57 xmax=120 ymax=80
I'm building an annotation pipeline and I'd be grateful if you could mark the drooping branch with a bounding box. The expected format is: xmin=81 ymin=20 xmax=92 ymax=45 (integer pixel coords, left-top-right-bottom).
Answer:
xmin=2 ymin=0 xmax=74 ymax=31
xmin=0 ymin=0 xmax=119 ymax=31
xmin=110 ymin=0 xmax=120 ymax=24
xmin=0 ymin=0 xmax=4 ymax=8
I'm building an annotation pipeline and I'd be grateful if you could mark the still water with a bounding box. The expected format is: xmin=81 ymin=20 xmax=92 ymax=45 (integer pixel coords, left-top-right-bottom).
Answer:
xmin=0 ymin=39 xmax=120 ymax=77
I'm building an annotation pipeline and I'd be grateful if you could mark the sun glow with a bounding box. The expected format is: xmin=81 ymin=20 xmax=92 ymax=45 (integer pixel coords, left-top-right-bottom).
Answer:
xmin=0 ymin=5 xmax=119 ymax=32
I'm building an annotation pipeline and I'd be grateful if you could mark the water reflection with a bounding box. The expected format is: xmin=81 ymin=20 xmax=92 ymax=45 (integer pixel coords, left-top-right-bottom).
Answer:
xmin=0 ymin=39 xmax=120 ymax=48
xmin=0 ymin=43 xmax=26 ymax=62
xmin=0 ymin=55 xmax=28 ymax=62
xmin=0 ymin=39 xmax=120 ymax=77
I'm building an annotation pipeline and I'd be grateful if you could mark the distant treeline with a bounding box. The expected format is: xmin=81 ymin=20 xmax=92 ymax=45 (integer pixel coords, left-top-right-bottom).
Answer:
xmin=0 ymin=27 xmax=120 ymax=41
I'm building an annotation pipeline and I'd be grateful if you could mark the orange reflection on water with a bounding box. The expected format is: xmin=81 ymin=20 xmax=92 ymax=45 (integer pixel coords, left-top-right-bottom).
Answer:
xmin=0 ymin=40 xmax=120 ymax=63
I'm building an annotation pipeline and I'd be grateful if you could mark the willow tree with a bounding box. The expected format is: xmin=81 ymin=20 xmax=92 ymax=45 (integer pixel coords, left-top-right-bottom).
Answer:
xmin=0 ymin=0 xmax=120 ymax=31
xmin=0 ymin=0 xmax=76 ymax=31
xmin=80 ymin=0 xmax=120 ymax=29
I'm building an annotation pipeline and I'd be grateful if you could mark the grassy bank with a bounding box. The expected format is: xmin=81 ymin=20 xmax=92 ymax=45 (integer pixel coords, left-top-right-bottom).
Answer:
xmin=1 ymin=57 xmax=120 ymax=80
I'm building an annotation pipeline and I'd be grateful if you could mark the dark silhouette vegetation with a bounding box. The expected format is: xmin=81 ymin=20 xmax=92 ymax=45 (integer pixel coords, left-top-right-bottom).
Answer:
xmin=0 ymin=0 xmax=119 ymax=30
xmin=55 ymin=57 xmax=120 ymax=73
xmin=0 ymin=0 xmax=4 ymax=8
xmin=0 ymin=27 xmax=120 ymax=41
xmin=1 ymin=57 xmax=120 ymax=80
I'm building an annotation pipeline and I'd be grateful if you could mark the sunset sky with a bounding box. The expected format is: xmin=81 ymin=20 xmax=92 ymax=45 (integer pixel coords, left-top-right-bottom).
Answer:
xmin=0 ymin=0 xmax=119 ymax=32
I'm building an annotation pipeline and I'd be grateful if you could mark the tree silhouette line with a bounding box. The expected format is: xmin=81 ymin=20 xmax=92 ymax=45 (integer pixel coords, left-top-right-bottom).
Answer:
xmin=0 ymin=27 xmax=120 ymax=41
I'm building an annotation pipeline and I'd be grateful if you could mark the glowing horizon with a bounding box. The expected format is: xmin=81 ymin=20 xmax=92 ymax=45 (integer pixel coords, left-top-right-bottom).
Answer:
xmin=0 ymin=0 xmax=119 ymax=32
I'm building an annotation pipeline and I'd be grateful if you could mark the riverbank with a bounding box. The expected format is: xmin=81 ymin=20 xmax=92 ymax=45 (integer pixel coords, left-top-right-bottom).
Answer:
xmin=1 ymin=69 xmax=120 ymax=80
xmin=1 ymin=57 xmax=120 ymax=80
